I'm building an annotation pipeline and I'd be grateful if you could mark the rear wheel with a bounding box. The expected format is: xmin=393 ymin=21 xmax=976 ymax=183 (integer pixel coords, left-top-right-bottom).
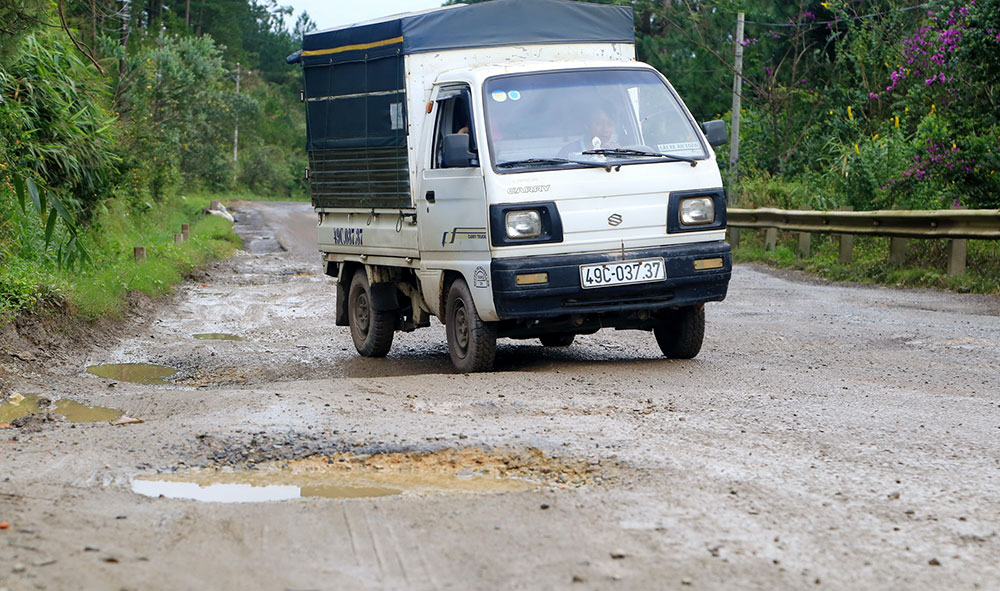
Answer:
xmin=539 ymin=334 xmax=575 ymax=347
xmin=653 ymin=306 xmax=705 ymax=359
xmin=348 ymin=270 xmax=394 ymax=357
xmin=446 ymin=278 xmax=496 ymax=372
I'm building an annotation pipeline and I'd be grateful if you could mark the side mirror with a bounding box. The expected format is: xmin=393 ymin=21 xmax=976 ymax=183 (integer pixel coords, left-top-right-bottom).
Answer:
xmin=442 ymin=133 xmax=477 ymax=168
xmin=701 ymin=120 xmax=728 ymax=147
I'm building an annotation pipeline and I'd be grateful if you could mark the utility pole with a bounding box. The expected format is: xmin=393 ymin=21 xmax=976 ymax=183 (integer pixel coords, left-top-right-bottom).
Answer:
xmin=728 ymin=12 xmax=745 ymax=205
xmin=233 ymin=62 xmax=241 ymax=186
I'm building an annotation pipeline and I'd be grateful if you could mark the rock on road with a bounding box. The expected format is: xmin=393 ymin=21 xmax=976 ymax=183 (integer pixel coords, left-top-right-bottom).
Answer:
xmin=1 ymin=200 xmax=999 ymax=590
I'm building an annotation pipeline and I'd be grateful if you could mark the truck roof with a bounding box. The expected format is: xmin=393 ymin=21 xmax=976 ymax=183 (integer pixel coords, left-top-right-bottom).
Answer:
xmin=287 ymin=0 xmax=634 ymax=67
xmin=434 ymin=59 xmax=650 ymax=86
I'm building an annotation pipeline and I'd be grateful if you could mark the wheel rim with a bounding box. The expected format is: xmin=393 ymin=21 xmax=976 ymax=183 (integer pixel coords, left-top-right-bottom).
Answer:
xmin=454 ymin=299 xmax=469 ymax=354
xmin=354 ymin=292 xmax=371 ymax=335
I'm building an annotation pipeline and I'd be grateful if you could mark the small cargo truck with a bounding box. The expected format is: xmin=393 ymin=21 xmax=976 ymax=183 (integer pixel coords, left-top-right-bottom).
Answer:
xmin=287 ymin=0 xmax=732 ymax=372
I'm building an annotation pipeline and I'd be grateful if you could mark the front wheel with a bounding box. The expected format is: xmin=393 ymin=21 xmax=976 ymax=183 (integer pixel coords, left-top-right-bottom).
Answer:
xmin=653 ymin=306 xmax=705 ymax=359
xmin=348 ymin=270 xmax=395 ymax=357
xmin=446 ymin=278 xmax=497 ymax=372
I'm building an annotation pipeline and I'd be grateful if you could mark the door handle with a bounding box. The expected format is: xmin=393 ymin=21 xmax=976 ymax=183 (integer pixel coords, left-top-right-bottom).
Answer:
xmin=425 ymin=191 xmax=435 ymax=203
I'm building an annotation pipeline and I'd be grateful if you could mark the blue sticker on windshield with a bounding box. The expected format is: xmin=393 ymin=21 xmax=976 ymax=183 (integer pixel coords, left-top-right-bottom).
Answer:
xmin=508 ymin=90 xmax=521 ymax=101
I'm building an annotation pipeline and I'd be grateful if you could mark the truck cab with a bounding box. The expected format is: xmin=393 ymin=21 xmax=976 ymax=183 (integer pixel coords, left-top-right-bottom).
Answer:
xmin=288 ymin=0 xmax=731 ymax=372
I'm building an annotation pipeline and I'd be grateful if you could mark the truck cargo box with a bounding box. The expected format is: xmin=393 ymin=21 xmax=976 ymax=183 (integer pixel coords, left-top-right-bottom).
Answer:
xmin=288 ymin=0 xmax=634 ymax=210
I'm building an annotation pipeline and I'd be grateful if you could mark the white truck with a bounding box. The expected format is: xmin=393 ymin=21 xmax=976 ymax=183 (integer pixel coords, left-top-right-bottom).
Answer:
xmin=287 ymin=0 xmax=732 ymax=372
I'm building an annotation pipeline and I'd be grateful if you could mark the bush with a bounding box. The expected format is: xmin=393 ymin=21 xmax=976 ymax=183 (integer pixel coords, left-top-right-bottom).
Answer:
xmin=0 ymin=32 xmax=118 ymax=220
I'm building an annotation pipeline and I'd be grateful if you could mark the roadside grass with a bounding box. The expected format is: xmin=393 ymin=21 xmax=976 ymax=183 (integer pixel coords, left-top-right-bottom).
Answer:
xmin=732 ymin=229 xmax=1000 ymax=294
xmin=185 ymin=189 xmax=309 ymax=203
xmin=0 ymin=193 xmax=240 ymax=324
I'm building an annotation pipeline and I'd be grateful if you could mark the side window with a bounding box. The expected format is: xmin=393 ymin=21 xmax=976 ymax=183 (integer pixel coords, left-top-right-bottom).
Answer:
xmin=432 ymin=86 xmax=477 ymax=169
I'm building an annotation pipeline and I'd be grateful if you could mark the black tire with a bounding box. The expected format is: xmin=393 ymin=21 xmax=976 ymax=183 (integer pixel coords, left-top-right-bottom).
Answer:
xmin=446 ymin=278 xmax=497 ymax=372
xmin=348 ymin=270 xmax=394 ymax=357
xmin=653 ymin=306 xmax=705 ymax=359
xmin=539 ymin=334 xmax=575 ymax=347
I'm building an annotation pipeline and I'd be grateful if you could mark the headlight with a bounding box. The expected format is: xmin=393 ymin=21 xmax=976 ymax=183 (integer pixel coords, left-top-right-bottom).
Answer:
xmin=505 ymin=210 xmax=542 ymax=239
xmin=679 ymin=197 xmax=715 ymax=225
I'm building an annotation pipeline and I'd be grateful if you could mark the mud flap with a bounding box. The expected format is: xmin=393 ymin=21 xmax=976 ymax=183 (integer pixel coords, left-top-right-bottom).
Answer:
xmin=335 ymin=281 xmax=349 ymax=326
xmin=369 ymin=283 xmax=400 ymax=311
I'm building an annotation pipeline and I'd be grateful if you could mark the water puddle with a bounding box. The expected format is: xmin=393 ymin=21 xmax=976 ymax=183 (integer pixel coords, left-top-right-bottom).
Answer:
xmin=192 ymin=333 xmax=246 ymax=341
xmin=130 ymin=447 xmax=598 ymax=503
xmin=86 ymin=363 xmax=178 ymax=385
xmin=0 ymin=393 xmax=124 ymax=423
xmin=131 ymin=478 xmax=402 ymax=502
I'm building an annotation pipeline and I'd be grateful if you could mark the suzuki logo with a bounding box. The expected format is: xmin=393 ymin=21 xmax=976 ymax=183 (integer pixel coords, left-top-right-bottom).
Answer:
xmin=608 ymin=213 xmax=623 ymax=227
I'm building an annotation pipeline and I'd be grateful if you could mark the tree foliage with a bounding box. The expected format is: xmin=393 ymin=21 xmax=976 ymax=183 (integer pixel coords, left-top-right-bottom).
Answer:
xmin=1 ymin=0 xmax=310 ymax=284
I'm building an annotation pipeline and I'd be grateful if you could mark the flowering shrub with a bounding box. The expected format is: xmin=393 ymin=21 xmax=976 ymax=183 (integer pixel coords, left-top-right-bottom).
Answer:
xmin=872 ymin=0 xmax=1000 ymax=209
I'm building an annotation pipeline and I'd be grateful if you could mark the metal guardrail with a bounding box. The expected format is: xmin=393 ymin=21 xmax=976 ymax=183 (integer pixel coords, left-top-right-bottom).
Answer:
xmin=725 ymin=207 xmax=1000 ymax=275
xmin=727 ymin=208 xmax=1000 ymax=239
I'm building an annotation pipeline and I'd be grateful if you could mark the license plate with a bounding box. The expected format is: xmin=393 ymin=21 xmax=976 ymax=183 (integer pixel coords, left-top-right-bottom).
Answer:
xmin=580 ymin=258 xmax=666 ymax=289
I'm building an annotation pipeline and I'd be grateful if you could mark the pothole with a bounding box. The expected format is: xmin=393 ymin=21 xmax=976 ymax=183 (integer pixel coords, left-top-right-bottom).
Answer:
xmin=192 ymin=333 xmax=246 ymax=341
xmin=0 ymin=393 xmax=124 ymax=423
xmin=133 ymin=447 xmax=605 ymax=503
xmin=86 ymin=363 xmax=178 ymax=385
xmin=239 ymin=232 xmax=285 ymax=254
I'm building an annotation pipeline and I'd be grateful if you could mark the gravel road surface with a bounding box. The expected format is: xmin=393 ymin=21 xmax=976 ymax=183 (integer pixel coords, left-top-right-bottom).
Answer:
xmin=2 ymin=200 xmax=998 ymax=590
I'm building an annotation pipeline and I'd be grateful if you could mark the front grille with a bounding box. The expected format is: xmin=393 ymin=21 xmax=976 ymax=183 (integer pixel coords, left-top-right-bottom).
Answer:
xmin=562 ymin=292 xmax=675 ymax=308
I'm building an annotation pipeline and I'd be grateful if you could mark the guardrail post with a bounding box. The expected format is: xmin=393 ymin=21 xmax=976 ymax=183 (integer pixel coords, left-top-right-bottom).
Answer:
xmin=838 ymin=206 xmax=853 ymax=263
xmin=889 ymin=237 xmax=907 ymax=264
xmin=797 ymin=232 xmax=811 ymax=259
xmin=948 ymin=239 xmax=967 ymax=275
xmin=174 ymin=233 xmax=184 ymax=244
xmin=181 ymin=223 xmax=190 ymax=242
xmin=764 ymin=228 xmax=777 ymax=251
xmin=839 ymin=234 xmax=854 ymax=263
xmin=728 ymin=227 xmax=740 ymax=250
xmin=133 ymin=246 xmax=146 ymax=263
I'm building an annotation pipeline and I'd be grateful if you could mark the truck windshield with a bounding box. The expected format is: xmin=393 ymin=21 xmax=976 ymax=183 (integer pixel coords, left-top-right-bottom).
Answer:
xmin=483 ymin=69 xmax=707 ymax=172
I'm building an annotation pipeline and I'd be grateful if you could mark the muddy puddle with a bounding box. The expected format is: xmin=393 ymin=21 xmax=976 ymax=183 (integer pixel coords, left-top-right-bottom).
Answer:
xmin=0 ymin=393 xmax=123 ymax=424
xmin=86 ymin=363 xmax=178 ymax=385
xmin=133 ymin=447 xmax=602 ymax=503
xmin=192 ymin=333 xmax=246 ymax=341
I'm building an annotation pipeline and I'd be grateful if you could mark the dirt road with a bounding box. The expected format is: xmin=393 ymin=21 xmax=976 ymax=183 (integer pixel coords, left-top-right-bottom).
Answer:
xmin=2 ymin=200 xmax=999 ymax=590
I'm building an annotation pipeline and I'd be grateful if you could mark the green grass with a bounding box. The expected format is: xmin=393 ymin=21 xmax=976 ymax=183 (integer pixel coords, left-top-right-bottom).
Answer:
xmin=732 ymin=228 xmax=1000 ymax=294
xmin=183 ymin=189 xmax=310 ymax=203
xmin=0 ymin=192 xmax=241 ymax=324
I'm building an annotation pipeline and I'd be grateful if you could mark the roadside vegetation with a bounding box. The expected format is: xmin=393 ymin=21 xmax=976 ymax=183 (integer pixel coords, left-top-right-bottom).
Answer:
xmin=732 ymin=231 xmax=1000 ymax=293
xmin=1 ymin=0 xmax=313 ymax=325
xmin=2 ymin=0 xmax=998 ymax=329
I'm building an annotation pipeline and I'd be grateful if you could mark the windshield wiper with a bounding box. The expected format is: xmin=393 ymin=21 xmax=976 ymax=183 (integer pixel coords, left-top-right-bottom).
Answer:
xmin=497 ymin=158 xmax=572 ymax=169
xmin=581 ymin=148 xmax=698 ymax=167
xmin=497 ymin=157 xmax=612 ymax=170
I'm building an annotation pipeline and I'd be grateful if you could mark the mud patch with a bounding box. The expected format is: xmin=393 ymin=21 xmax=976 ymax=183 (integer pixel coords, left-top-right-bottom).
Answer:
xmin=192 ymin=333 xmax=247 ymax=341
xmin=177 ymin=365 xmax=251 ymax=387
xmin=139 ymin=446 xmax=607 ymax=502
xmin=86 ymin=363 xmax=178 ymax=385
xmin=0 ymin=393 xmax=124 ymax=424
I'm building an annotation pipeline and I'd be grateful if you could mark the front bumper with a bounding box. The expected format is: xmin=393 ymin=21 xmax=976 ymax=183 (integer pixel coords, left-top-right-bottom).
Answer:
xmin=490 ymin=241 xmax=731 ymax=320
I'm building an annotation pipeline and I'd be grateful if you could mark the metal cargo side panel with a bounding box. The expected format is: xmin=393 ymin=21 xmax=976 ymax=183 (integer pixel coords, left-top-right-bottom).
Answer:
xmin=309 ymin=146 xmax=409 ymax=209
